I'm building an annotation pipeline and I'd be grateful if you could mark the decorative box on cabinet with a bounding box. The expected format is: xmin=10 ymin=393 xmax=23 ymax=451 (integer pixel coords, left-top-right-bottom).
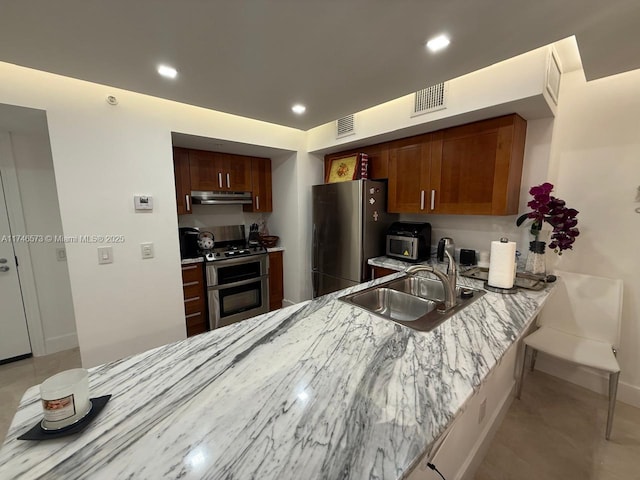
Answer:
xmin=181 ymin=263 xmax=208 ymax=337
xmin=268 ymin=250 xmax=284 ymax=311
xmin=324 ymin=143 xmax=389 ymax=181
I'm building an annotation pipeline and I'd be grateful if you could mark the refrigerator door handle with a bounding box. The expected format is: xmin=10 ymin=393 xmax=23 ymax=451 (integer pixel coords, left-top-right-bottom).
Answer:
xmin=312 ymin=224 xmax=318 ymax=270
xmin=312 ymin=272 xmax=318 ymax=298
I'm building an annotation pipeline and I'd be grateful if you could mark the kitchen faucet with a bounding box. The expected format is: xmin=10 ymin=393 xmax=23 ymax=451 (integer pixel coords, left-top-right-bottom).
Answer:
xmin=405 ymin=250 xmax=457 ymax=310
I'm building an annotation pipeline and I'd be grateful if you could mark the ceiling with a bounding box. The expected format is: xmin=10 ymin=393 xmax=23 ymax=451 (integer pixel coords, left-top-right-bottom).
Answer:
xmin=1 ymin=1 xmax=639 ymax=131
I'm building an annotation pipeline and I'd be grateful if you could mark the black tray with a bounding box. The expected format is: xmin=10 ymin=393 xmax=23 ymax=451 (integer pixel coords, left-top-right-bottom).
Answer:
xmin=17 ymin=395 xmax=111 ymax=441
xmin=460 ymin=267 xmax=548 ymax=291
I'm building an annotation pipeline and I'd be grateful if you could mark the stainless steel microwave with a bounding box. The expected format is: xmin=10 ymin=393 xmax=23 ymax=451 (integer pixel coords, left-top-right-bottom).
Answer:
xmin=385 ymin=222 xmax=431 ymax=262
xmin=386 ymin=235 xmax=421 ymax=261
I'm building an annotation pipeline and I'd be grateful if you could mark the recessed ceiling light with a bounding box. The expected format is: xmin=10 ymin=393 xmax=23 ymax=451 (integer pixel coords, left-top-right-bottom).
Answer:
xmin=426 ymin=35 xmax=450 ymax=52
xmin=292 ymin=104 xmax=306 ymax=114
xmin=157 ymin=64 xmax=178 ymax=79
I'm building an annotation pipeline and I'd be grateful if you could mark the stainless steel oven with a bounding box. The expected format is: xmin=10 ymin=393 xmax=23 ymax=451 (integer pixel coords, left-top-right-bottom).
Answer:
xmin=206 ymin=254 xmax=269 ymax=329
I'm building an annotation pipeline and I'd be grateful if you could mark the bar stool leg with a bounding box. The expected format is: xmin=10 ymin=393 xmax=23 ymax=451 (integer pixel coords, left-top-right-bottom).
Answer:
xmin=606 ymin=371 xmax=620 ymax=440
xmin=517 ymin=344 xmax=530 ymax=399
xmin=530 ymin=348 xmax=538 ymax=372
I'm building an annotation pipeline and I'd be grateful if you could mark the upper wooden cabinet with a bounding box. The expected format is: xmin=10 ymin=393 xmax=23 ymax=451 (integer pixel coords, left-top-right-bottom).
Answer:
xmin=190 ymin=150 xmax=252 ymax=192
xmin=387 ymin=134 xmax=433 ymax=213
xmin=173 ymin=147 xmax=273 ymax=215
xmin=430 ymin=114 xmax=526 ymax=215
xmin=324 ymin=113 xmax=526 ymax=216
xmin=243 ymin=157 xmax=273 ymax=213
xmin=173 ymin=147 xmax=192 ymax=215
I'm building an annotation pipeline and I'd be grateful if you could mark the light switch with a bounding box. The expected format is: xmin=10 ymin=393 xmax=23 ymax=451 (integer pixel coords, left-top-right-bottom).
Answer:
xmin=140 ymin=242 xmax=154 ymax=259
xmin=134 ymin=195 xmax=153 ymax=211
xmin=56 ymin=247 xmax=67 ymax=261
xmin=98 ymin=246 xmax=113 ymax=264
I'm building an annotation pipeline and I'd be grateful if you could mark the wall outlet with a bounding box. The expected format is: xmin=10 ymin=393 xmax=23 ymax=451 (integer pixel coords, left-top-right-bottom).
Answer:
xmin=98 ymin=246 xmax=113 ymax=264
xmin=140 ymin=242 xmax=154 ymax=259
xmin=479 ymin=398 xmax=487 ymax=424
xmin=56 ymin=247 xmax=67 ymax=261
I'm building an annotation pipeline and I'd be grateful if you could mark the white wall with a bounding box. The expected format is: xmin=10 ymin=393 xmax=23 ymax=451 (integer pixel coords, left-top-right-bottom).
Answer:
xmin=307 ymin=46 xmax=553 ymax=154
xmin=0 ymin=61 xmax=305 ymax=367
xmin=534 ymin=69 xmax=640 ymax=407
xmin=9 ymin=131 xmax=77 ymax=353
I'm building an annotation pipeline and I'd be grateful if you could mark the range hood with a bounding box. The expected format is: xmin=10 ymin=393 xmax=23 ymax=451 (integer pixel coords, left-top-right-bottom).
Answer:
xmin=191 ymin=190 xmax=252 ymax=205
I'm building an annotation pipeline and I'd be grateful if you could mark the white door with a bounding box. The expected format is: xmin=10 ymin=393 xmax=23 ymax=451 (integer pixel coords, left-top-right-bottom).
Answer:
xmin=0 ymin=172 xmax=31 ymax=362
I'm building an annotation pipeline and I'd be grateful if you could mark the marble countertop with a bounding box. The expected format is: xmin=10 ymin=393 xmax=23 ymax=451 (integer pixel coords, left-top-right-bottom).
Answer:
xmin=0 ymin=265 xmax=553 ymax=479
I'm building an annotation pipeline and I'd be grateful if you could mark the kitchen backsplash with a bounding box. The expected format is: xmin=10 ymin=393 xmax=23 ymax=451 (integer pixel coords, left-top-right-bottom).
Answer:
xmin=398 ymin=213 xmax=530 ymax=257
xmin=178 ymin=204 xmax=271 ymax=236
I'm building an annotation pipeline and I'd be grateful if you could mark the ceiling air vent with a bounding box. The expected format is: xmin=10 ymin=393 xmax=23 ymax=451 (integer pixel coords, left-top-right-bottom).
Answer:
xmin=411 ymin=82 xmax=448 ymax=117
xmin=336 ymin=114 xmax=355 ymax=138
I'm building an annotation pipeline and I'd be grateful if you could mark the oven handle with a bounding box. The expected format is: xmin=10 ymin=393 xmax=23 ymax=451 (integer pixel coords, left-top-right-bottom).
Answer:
xmin=208 ymin=274 xmax=268 ymax=290
xmin=207 ymin=254 xmax=268 ymax=268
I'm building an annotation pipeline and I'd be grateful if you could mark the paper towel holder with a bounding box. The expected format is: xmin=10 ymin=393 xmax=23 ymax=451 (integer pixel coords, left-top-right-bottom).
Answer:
xmin=484 ymin=281 xmax=518 ymax=294
xmin=486 ymin=237 xmax=518 ymax=293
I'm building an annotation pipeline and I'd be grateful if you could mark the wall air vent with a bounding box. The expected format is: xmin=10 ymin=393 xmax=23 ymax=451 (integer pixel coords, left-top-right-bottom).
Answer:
xmin=336 ymin=114 xmax=355 ymax=138
xmin=411 ymin=82 xmax=448 ymax=117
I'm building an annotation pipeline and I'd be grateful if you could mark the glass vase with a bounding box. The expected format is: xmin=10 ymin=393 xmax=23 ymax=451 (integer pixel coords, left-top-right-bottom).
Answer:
xmin=525 ymin=240 xmax=546 ymax=276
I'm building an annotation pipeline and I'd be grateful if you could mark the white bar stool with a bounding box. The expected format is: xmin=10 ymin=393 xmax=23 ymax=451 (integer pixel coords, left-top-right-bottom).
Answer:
xmin=517 ymin=270 xmax=624 ymax=440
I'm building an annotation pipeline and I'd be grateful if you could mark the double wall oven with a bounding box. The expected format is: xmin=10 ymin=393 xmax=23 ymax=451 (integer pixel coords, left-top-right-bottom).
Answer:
xmin=198 ymin=225 xmax=269 ymax=329
xmin=207 ymin=253 xmax=269 ymax=329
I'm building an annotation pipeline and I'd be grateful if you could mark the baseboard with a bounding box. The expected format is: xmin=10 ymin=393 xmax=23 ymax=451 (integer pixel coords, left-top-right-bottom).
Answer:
xmin=44 ymin=333 xmax=79 ymax=355
xmin=535 ymin=354 xmax=640 ymax=409
xmin=458 ymin=382 xmax=515 ymax=480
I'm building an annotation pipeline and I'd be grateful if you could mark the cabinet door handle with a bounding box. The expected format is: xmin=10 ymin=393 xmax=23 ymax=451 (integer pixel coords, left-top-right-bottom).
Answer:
xmin=256 ymin=195 xmax=260 ymax=210
xmin=183 ymin=281 xmax=199 ymax=287
xmin=185 ymin=194 xmax=190 ymax=212
xmin=182 ymin=265 xmax=198 ymax=271
xmin=226 ymin=173 xmax=230 ymax=189
xmin=218 ymin=173 xmax=223 ymax=189
xmin=430 ymin=190 xmax=436 ymax=210
xmin=185 ymin=312 xmax=202 ymax=319
xmin=184 ymin=296 xmax=201 ymax=303
xmin=420 ymin=190 xmax=425 ymax=210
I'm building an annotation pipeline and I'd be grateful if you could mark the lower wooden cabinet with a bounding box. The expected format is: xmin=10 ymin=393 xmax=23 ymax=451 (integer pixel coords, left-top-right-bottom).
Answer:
xmin=181 ymin=263 xmax=208 ymax=337
xmin=268 ymin=251 xmax=284 ymax=311
xmin=371 ymin=265 xmax=398 ymax=280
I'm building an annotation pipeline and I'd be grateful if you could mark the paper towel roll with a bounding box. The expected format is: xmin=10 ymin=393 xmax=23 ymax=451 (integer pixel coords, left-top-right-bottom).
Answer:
xmin=488 ymin=240 xmax=516 ymax=289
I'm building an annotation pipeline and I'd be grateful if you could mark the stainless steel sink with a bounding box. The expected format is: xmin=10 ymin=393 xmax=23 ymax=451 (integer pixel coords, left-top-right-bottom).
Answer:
xmin=384 ymin=276 xmax=447 ymax=301
xmin=346 ymin=288 xmax=438 ymax=322
xmin=339 ymin=274 xmax=486 ymax=332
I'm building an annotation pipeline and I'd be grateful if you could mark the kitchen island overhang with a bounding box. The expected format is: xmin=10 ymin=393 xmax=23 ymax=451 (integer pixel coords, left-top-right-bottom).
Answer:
xmin=0 ymin=269 xmax=553 ymax=480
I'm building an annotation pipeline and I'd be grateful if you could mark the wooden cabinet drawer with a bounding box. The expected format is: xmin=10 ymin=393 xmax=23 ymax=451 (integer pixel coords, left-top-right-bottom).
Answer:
xmin=183 ymin=282 xmax=204 ymax=299
xmin=371 ymin=266 xmax=397 ymax=279
xmin=185 ymin=310 xmax=207 ymax=328
xmin=184 ymin=295 xmax=205 ymax=315
xmin=185 ymin=311 xmax=208 ymax=337
xmin=181 ymin=263 xmax=203 ymax=282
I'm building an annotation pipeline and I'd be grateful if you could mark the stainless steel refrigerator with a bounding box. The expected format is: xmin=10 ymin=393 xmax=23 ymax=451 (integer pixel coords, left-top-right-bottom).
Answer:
xmin=312 ymin=179 xmax=397 ymax=298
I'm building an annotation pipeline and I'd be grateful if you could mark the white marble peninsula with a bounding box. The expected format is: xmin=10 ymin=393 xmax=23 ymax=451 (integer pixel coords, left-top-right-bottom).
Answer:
xmin=0 ymin=263 xmax=553 ymax=480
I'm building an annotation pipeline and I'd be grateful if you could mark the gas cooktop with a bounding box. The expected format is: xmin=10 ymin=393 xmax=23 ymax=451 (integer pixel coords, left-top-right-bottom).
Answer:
xmin=202 ymin=245 xmax=267 ymax=262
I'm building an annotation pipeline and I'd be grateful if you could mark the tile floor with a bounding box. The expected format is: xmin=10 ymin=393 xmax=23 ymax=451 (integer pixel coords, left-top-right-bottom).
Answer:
xmin=1 ymin=350 xmax=639 ymax=479
xmin=475 ymin=370 xmax=640 ymax=480
xmin=0 ymin=348 xmax=81 ymax=444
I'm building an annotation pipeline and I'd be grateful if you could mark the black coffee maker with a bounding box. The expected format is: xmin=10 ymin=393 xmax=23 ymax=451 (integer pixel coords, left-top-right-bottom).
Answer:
xmin=178 ymin=227 xmax=200 ymax=259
